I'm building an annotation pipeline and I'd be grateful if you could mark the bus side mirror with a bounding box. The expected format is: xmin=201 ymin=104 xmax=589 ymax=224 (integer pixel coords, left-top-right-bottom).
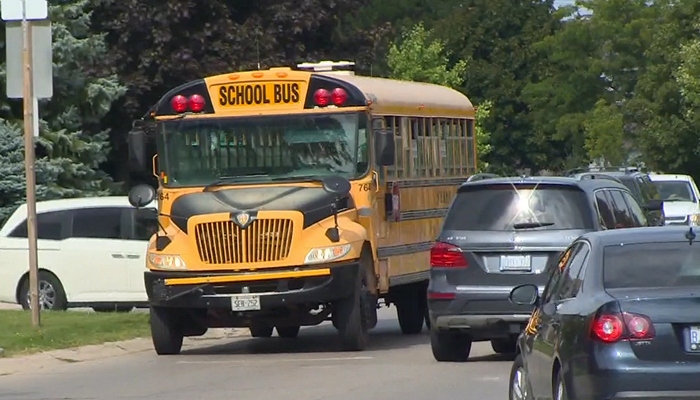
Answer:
xmin=128 ymin=127 xmax=149 ymax=174
xmin=128 ymin=184 xmax=156 ymax=208
xmin=374 ymin=129 xmax=395 ymax=166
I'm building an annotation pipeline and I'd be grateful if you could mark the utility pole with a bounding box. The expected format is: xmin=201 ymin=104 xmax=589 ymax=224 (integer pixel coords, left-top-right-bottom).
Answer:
xmin=2 ymin=0 xmax=52 ymax=327
xmin=21 ymin=0 xmax=40 ymax=327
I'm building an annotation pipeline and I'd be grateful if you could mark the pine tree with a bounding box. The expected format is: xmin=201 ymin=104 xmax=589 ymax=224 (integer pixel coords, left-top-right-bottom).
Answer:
xmin=0 ymin=0 xmax=126 ymax=221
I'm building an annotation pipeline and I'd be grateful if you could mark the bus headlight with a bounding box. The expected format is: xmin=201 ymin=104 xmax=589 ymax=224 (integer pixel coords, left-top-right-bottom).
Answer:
xmin=304 ymin=244 xmax=352 ymax=265
xmin=148 ymin=253 xmax=187 ymax=270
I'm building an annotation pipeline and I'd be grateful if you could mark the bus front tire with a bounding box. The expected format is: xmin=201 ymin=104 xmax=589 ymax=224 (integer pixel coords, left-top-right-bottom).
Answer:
xmin=150 ymin=306 xmax=184 ymax=355
xmin=333 ymin=272 xmax=370 ymax=351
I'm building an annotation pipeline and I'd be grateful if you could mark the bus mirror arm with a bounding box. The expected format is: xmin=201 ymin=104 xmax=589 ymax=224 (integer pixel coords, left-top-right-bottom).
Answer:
xmin=326 ymin=201 xmax=341 ymax=243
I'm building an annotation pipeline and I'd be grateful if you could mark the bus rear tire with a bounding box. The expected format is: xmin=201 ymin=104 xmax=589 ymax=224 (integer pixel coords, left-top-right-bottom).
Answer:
xmin=250 ymin=323 xmax=274 ymax=338
xmin=395 ymin=283 xmax=427 ymax=335
xmin=150 ymin=306 xmax=184 ymax=355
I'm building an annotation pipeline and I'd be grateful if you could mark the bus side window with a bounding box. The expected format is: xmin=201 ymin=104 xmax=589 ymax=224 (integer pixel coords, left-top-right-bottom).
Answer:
xmin=466 ymin=119 xmax=476 ymax=173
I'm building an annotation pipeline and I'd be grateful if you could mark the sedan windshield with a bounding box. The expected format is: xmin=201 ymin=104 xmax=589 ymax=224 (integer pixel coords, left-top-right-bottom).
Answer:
xmin=157 ymin=113 xmax=369 ymax=187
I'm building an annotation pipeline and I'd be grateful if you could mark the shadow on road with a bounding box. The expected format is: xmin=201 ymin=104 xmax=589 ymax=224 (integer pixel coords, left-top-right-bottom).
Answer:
xmin=183 ymin=320 xmax=430 ymax=356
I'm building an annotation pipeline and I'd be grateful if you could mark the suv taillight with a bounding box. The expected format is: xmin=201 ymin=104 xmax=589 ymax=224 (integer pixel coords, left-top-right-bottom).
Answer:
xmin=430 ymin=242 xmax=468 ymax=268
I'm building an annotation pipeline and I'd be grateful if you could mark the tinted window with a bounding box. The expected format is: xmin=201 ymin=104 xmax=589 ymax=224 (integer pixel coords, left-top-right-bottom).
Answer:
xmin=622 ymin=191 xmax=647 ymax=226
xmin=595 ymin=191 xmax=615 ymax=229
xmin=72 ymin=208 xmax=123 ymax=239
xmin=444 ymin=184 xmax=594 ymax=231
xmin=9 ymin=211 xmax=69 ymax=240
xmin=128 ymin=208 xmax=158 ymax=241
xmin=653 ymin=180 xmax=697 ymax=202
xmin=608 ymin=190 xmax=635 ymax=228
xmin=618 ymin=177 xmax=642 ymax=201
xmin=558 ymin=243 xmax=590 ymax=299
xmin=541 ymin=247 xmax=572 ymax=303
xmin=604 ymin=241 xmax=700 ymax=288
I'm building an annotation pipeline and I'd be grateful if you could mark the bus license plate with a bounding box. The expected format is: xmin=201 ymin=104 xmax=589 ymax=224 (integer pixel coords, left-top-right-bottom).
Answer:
xmin=231 ymin=294 xmax=261 ymax=311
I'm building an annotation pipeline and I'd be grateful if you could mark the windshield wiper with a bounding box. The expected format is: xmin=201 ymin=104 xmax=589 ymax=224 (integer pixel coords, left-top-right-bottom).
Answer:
xmin=203 ymin=172 xmax=269 ymax=191
xmin=268 ymin=175 xmax=325 ymax=183
xmin=512 ymin=221 xmax=555 ymax=230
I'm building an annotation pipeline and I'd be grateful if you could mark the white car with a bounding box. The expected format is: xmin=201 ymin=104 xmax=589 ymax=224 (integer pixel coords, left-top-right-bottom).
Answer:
xmin=0 ymin=196 xmax=157 ymax=311
xmin=649 ymin=173 xmax=700 ymax=225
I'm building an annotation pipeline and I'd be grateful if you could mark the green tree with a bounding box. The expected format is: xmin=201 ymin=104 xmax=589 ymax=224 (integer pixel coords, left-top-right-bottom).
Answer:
xmin=0 ymin=0 xmax=126 ymax=220
xmin=677 ymin=32 xmax=700 ymax=119
xmin=583 ymin=99 xmax=625 ymax=166
xmin=475 ymin=101 xmax=493 ymax=172
xmin=386 ymin=22 xmax=493 ymax=172
xmin=432 ymin=0 xmax=560 ymax=173
xmin=387 ymin=22 xmax=466 ymax=88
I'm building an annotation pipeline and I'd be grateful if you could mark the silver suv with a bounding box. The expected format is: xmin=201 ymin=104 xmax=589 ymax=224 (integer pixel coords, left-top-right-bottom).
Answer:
xmin=427 ymin=175 xmax=660 ymax=362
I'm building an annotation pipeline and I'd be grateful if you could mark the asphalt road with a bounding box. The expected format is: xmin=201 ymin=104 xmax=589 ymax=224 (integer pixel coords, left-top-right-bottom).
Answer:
xmin=0 ymin=308 xmax=512 ymax=400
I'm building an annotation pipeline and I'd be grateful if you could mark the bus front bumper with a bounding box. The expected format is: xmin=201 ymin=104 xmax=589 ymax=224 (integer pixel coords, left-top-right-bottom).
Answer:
xmin=144 ymin=261 xmax=360 ymax=309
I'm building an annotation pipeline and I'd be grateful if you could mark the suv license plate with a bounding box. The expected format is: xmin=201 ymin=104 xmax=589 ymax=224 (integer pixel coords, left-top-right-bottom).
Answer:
xmin=500 ymin=255 xmax=532 ymax=271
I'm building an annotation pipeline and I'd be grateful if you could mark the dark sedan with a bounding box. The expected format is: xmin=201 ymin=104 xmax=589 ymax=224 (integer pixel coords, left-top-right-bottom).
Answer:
xmin=508 ymin=226 xmax=700 ymax=400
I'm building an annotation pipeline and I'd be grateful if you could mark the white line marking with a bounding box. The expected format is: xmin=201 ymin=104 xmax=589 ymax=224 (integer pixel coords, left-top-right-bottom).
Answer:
xmin=176 ymin=356 xmax=374 ymax=364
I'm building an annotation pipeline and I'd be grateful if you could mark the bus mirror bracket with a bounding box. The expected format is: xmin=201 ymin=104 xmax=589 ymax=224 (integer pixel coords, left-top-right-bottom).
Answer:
xmin=374 ymin=129 xmax=395 ymax=166
xmin=322 ymin=176 xmax=352 ymax=243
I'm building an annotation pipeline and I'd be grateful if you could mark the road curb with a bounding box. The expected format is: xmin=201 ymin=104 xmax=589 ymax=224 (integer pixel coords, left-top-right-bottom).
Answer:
xmin=0 ymin=328 xmax=249 ymax=377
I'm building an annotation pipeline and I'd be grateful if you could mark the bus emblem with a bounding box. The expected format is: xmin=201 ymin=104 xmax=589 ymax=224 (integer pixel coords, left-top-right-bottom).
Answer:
xmin=233 ymin=212 xmax=252 ymax=228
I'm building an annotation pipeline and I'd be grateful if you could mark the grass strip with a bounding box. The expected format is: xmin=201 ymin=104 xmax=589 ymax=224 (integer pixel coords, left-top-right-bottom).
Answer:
xmin=0 ymin=309 xmax=150 ymax=357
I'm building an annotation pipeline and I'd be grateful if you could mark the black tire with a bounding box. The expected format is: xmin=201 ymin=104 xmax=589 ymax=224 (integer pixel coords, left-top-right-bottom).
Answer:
xmin=149 ymin=306 xmax=184 ymax=355
xmin=19 ymin=271 xmax=68 ymax=311
xmin=250 ymin=323 xmax=274 ymax=338
xmin=430 ymin=327 xmax=471 ymax=362
xmin=276 ymin=325 xmax=300 ymax=338
xmin=509 ymin=354 xmax=534 ymax=400
xmin=332 ymin=267 xmax=371 ymax=351
xmin=492 ymin=338 xmax=517 ymax=355
xmin=93 ymin=306 xmax=133 ymax=313
xmin=396 ymin=288 xmax=426 ymax=334
xmin=424 ymin=307 xmax=431 ymax=330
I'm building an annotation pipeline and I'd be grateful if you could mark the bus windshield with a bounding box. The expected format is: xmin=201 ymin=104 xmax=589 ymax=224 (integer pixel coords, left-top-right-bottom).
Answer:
xmin=157 ymin=112 xmax=369 ymax=187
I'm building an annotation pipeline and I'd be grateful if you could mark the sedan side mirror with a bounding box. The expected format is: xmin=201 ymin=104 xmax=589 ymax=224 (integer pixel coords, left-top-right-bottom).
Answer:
xmin=509 ymin=284 xmax=540 ymax=306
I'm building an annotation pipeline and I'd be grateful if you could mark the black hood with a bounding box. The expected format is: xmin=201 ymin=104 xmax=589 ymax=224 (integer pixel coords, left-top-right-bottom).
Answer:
xmin=170 ymin=186 xmax=353 ymax=233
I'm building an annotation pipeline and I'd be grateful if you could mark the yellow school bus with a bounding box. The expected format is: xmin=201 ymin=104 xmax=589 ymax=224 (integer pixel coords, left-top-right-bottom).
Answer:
xmin=126 ymin=61 xmax=478 ymax=355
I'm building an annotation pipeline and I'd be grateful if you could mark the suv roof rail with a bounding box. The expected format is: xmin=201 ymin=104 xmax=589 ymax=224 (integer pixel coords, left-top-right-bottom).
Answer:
xmin=466 ymin=173 xmax=500 ymax=182
xmin=574 ymin=172 xmax=623 ymax=183
xmin=565 ymin=166 xmax=640 ymax=176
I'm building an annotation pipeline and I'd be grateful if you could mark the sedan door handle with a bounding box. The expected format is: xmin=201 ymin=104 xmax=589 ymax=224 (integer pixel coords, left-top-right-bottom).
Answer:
xmin=111 ymin=253 xmax=125 ymax=259
xmin=125 ymin=254 xmax=141 ymax=260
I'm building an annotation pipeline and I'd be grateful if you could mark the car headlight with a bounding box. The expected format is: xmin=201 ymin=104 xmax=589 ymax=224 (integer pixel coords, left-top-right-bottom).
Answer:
xmin=689 ymin=214 xmax=700 ymax=226
xmin=304 ymin=244 xmax=352 ymax=265
xmin=148 ymin=253 xmax=186 ymax=270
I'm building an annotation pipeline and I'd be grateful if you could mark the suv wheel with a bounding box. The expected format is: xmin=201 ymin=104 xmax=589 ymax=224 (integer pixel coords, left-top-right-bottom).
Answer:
xmin=430 ymin=327 xmax=471 ymax=362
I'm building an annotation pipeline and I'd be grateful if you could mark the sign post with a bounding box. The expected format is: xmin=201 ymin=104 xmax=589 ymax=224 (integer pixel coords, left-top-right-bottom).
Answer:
xmin=2 ymin=0 xmax=52 ymax=327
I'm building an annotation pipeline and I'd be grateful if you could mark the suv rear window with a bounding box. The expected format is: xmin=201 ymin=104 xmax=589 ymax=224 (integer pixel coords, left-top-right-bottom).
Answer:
xmin=604 ymin=242 xmax=700 ymax=288
xmin=444 ymin=183 xmax=594 ymax=231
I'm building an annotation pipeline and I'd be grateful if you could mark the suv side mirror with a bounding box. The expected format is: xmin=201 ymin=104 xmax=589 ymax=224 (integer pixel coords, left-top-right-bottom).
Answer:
xmin=643 ymin=199 xmax=664 ymax=212
xmin=374 ymin=129 xmax=395 ymax=166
